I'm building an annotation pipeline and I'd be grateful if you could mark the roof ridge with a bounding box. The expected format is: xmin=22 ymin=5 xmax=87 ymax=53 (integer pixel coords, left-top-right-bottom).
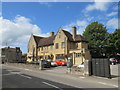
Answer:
xmin=33 ymin=35 xmax=44 ymax=38
xmin=62 ymin=30 xmax=72 ymax=34
xmin=40 ymin=35 xmax=56 ymax=39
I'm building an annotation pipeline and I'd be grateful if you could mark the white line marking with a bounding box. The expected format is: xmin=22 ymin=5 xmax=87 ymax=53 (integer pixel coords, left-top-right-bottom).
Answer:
xmin=7 ymin=70 xmax=13 ymax=71
xmin=24 ymin=69 xmax=30 ymax=71
xmin=18 ymin=74 xmax=32 ymax=79
xmin=79 ymin=77 xmax=85 ymax=79
xmin=98 ymin=82 xmax=118 ymax=87
xmin=42 ymin=82 xmax=63 ymax=90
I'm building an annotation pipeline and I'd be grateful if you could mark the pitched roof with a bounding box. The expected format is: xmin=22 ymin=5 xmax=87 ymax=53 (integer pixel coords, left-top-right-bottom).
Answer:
xmin=33 ymin=35 xmax=43 ymax=44
xmin=36 ymin=29 xmax=87 ymax=47
xmin=62 ymin=30 xmax=74 ymax=41
xmin=38 ymin=35 xmax=56 ymax=47
xmin=62 ymin=30 xmax=88 ymax=42
xmin=74 ymin=35 xmax=88 ymax=42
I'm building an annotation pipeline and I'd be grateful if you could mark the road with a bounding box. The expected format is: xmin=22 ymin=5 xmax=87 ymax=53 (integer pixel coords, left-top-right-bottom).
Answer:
xmin=1 ymin=64 xmax=119 ymax=90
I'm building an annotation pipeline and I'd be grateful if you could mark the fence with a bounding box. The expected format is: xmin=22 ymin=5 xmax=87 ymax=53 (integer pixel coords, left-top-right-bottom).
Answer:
xmin=91 ymin=58 xmax=111 ymax=78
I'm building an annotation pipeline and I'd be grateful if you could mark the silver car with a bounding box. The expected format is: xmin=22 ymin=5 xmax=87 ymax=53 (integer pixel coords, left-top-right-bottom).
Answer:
xmin=47 ymin=60 xmax=58 ymax=67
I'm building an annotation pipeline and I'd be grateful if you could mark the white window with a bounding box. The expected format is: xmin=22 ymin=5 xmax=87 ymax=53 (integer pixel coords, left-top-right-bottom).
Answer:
xmin=76 ymin=53 xmax=81 ymax=57
xmin=61 ymin=42 xmax=65 ymax=48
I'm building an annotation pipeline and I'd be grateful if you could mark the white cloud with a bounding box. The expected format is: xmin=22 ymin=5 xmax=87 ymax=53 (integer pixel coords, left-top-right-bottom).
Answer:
xmin=63 ymin=20 xmax=88 ymax=34
xmin=76 ymin=20 xmax=88 ymax=26
xmin=106 ymin=18 xmax=118 ymax=29
xmin=107 ymin=12 xmax=118 ymax=17
xmin=39 ymin=2 xmax=52 ymax=7
xmin=86 ymin=2 xmax=110 ymax=11
xmin=113 ymin=6 xmax=118 ymax=10
xmin=0 ymin=15 xmax=49 ymax=53
xmin=0 ymin=15 xmax=40 ymax=45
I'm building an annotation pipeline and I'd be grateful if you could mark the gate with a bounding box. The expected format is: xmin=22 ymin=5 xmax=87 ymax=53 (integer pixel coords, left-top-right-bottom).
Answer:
xmin=91 ymin=58 xmax=111 ymax=78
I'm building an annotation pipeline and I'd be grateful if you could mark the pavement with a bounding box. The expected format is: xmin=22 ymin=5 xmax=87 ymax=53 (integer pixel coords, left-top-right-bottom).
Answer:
xmin=1 ymin=64 xmax=119 ymax=89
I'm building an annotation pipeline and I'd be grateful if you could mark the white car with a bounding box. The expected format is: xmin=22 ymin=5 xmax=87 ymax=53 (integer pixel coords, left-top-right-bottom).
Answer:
xmin=77 ymin=62 xmax=84 ymax=68
xmin=47 ymin=60 xmax=58 ymax=67
xmin=51 ymin=61 xmax=58 ymax=67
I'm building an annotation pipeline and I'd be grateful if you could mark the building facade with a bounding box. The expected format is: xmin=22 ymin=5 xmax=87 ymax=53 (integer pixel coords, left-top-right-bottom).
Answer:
xmin=27 ymin=27 xmax=90 ymax=65
xmin=1 ymin=46 xmax=22 ymax=63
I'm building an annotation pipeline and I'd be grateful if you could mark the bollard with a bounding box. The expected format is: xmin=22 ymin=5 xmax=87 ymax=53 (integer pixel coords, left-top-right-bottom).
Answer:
xmin=39 ymin=60 xmax=44 ymax=70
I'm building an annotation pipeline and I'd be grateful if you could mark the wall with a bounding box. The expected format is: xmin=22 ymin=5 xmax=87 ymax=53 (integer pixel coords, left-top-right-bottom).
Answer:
xmin=69 ymin=42 xmax=90 ymax=66
xmin=37 ymin=30 xmax=68 ymax=61
xmin=27 ymin=35 xmax=37 ymax=62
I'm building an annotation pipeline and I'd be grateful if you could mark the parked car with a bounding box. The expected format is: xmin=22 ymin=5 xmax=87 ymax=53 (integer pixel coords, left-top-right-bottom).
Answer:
xmin=109 ymin=58 xmax=117 ymax=65
xmin=42 ymin=60 xmax=51 ymax=68
xmin=116 ymin=59 xmax=120 ymax=64
xmin=55 ymin=60 xmax=67 ymax=66
xmin=47 ymin=60 xmax=58 ymax=67
xmin=77 ymin=62 xmax=84 ymax=68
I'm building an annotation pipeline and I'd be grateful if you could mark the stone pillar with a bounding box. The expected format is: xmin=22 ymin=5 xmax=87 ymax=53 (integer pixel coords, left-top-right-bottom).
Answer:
xmin=73 ymin=52 xmax=75 ymax=65
xmin=83 ymin=60 xmax=92 ymax=76
xmin=39 ymin=60 xmax=44 ymax=70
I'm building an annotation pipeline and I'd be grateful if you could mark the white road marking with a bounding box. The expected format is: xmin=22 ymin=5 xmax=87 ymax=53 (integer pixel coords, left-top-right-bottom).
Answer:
xmin=18 ymin=74 xmax=32 ymax=79
xmin=79 ymin=77 xmax=85 ymax=79
xmin=7 ymin=70 xmax=13 ymax=71
xmin=42 ymin=81 xmax=63 ymax=90
xmin=98 ymin=82 xmax=118 ymax=87
xmin=24 ymin=69 xmax=30 ymax=71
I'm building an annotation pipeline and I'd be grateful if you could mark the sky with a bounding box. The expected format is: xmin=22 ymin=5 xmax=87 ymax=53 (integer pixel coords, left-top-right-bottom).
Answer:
xmin=0 ymin=1 xmax=119 ymax=54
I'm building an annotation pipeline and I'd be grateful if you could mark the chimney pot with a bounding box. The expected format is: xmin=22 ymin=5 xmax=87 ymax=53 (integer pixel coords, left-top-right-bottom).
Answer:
xmin=72 ymin=26 xmax=77 ymax=40
xmin=50 ymin=32 xmax=54 ymax=36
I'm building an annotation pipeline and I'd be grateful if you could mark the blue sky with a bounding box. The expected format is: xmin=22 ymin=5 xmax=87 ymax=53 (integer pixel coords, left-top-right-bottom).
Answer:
xmin=1 ymin=2 xmax=118 ymax=53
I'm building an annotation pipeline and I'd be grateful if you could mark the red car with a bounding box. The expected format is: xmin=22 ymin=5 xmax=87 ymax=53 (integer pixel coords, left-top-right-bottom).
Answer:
xmin=55 ymin=60 xmax=67 ymax=66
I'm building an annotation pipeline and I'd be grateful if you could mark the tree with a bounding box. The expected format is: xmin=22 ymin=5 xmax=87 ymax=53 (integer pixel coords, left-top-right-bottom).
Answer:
xmin=114 ymin=29 xmax=120 ymax=54
xmin=83 ymin=21 xmax=108 ymax=57
xmin=106 ymin=29 xmax=120 ymax=58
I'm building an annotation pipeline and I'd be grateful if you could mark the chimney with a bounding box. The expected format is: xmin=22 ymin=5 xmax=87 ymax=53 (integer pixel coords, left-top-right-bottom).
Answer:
xmin=72 ymin=26 xmax=77 ymax=40
xmin=50 ymin=32 xmax=54 ymax=36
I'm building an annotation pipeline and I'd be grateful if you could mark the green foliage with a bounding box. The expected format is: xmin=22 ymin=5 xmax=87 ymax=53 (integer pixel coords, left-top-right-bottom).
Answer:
xmin=106 ymin=29 xmax=120 ymax=57
xmin=83 ymin=21 xmax=120 ymax=58
xmin=83 ymin=21 xmax=108 ymax=57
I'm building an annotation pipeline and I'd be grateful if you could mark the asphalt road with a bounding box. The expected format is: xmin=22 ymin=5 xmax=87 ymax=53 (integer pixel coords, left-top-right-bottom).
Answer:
xmin=1 ymin=64 xmax=119 ymax=90
xmin=2 ymin=68 xmax=75 ymax=89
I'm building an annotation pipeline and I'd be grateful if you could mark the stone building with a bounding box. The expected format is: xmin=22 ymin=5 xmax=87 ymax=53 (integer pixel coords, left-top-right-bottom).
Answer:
xmin=27 ymin=27 xmax=90 ymax=65
xmin=1 ymin=46 xmax=22 ymax=63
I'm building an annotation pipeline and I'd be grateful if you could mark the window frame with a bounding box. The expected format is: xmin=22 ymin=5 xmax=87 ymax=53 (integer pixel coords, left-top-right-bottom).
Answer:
xmin=56 ymin=43 xmax=59 ymax=49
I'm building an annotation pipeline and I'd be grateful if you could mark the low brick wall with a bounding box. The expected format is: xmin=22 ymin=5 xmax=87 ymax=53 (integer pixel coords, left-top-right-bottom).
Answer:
xmin=5 ymin=63 xmax=39 ymax=70
xmin=67 ymin=66 xmax=84 ymax=76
